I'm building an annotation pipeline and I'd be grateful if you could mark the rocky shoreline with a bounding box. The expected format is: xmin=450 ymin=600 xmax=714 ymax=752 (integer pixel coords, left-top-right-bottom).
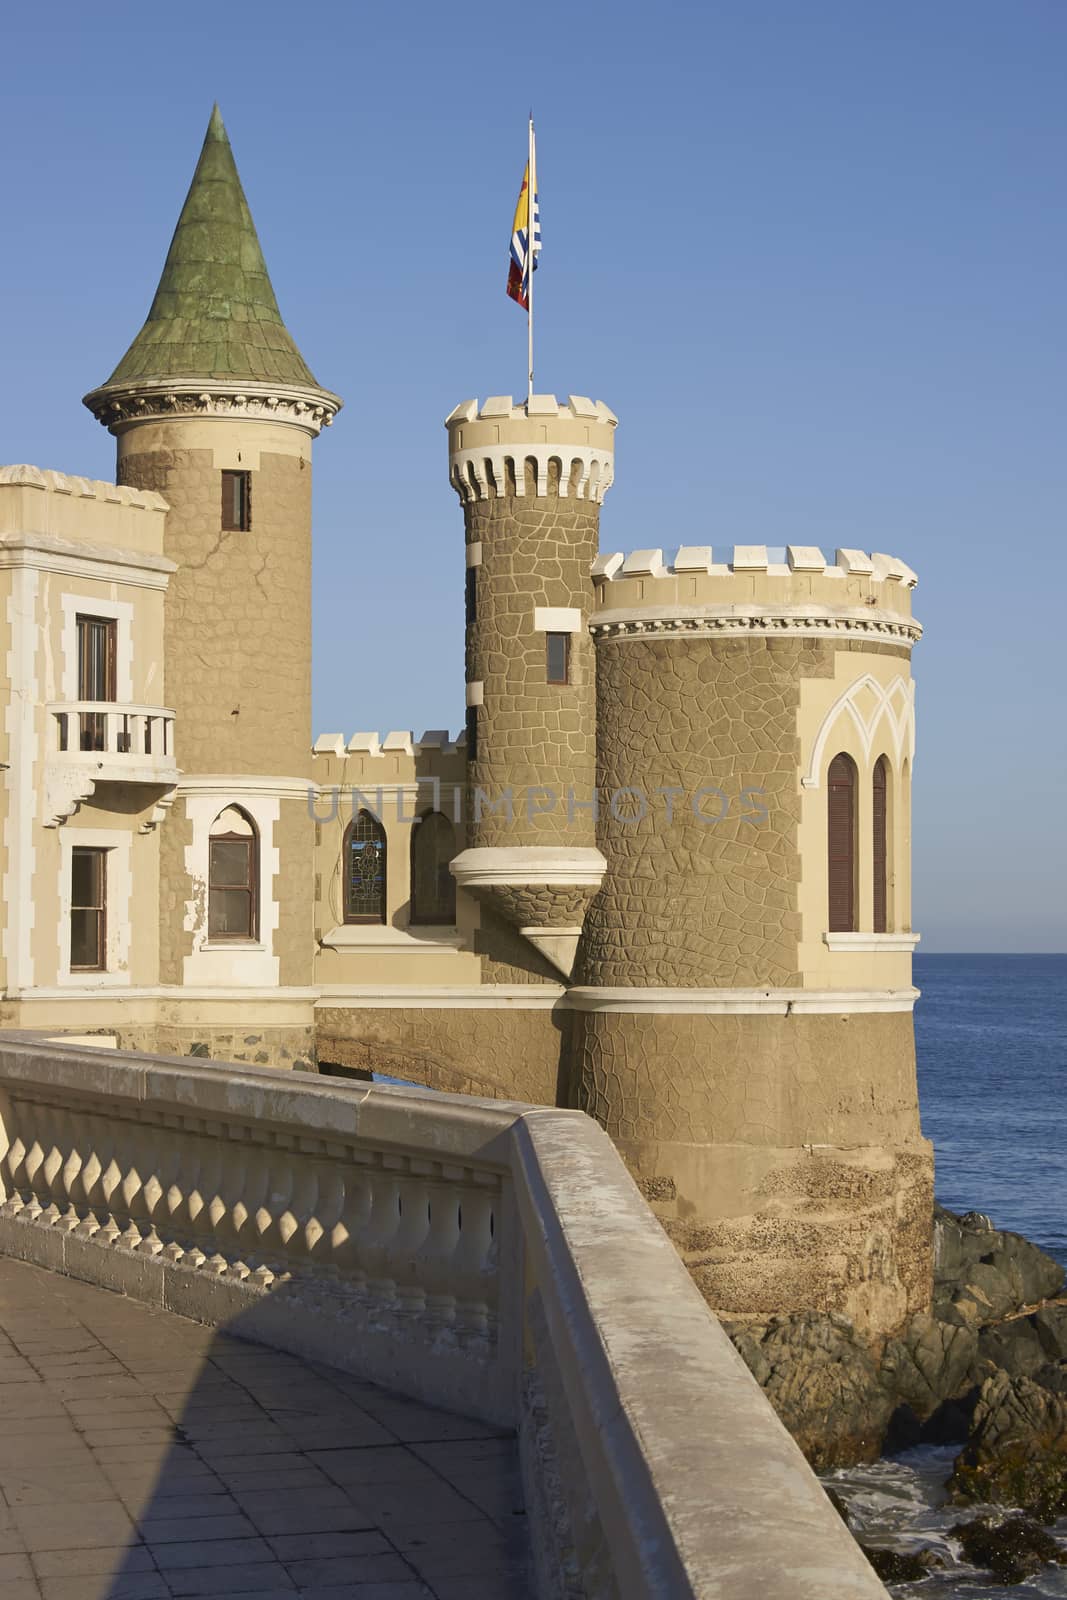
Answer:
xmin=723 ymin=1205 xmax=1067 ymax=1585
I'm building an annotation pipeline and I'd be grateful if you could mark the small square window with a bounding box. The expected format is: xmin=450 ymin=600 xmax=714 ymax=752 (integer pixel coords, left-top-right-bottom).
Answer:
xmin=221 ymin=470 xmax=251 ymax=532
xmin=546 ymin=633 xmax=570 ymax=685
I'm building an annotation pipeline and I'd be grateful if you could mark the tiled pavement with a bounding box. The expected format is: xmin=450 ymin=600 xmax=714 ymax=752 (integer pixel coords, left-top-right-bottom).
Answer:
xmin=0 ymin=1257 xmax=532 ymax=1600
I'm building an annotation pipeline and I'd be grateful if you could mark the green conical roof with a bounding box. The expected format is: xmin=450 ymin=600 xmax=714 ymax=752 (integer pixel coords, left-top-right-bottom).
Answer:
xmin=104 ymin=106 xmax=319 ymax=389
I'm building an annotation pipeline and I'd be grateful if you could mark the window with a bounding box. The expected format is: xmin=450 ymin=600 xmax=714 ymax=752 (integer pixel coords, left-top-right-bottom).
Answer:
xmin=411 ymin=811 xmax=457 ymax=925
xmin=344 ymin=810 xmax=387 ymax=924
xmin=827 ymin=752 xmax=857 ymax=933
xmin=71 ymin=847 xmax=107 ymax=971
xmin=76 ymin=615 xmax=116 ymax=751
xmin=873 ymin=756 xmax=889 ymax=934
xmin=546 ymin=632 xmax=570 ymax=685
xmin=465 ymin=706 xmax=478 ymax=762
xmin=221 ymin=470 xmax=251 ymax=532
xmin=465 ymin=566 xmax=478 ymax=627
xmin=208 ymin=806 xmax=258 ymax=940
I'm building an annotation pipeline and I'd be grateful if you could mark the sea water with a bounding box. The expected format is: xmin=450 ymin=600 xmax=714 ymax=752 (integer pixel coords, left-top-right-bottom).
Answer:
xmin=829 ymin=953 xmax=1067 ymax=1595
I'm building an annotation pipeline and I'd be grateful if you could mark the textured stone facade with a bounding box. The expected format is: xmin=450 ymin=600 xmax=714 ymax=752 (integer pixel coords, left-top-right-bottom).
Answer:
xmin=463 ymin=471 xmax=598 ymax=852
xmin=117 ymin=441 xmax=312 ymax=779
xmin=575 ymin=635 xmax=810 ymax=989
xmin=317 ymin=1005 xmax=563 ymax=1105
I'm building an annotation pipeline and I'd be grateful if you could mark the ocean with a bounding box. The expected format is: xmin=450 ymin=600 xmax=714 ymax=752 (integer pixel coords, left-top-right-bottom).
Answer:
xmin=829 ymin=952 xmax=1067 ymax=1596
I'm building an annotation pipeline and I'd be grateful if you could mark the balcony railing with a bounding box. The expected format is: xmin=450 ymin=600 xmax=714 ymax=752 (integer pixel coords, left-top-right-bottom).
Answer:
xmin=0 ymin=1032 xmax=888 ymax=1599
xmin=47 ymin=702 xmax=176 ymax=767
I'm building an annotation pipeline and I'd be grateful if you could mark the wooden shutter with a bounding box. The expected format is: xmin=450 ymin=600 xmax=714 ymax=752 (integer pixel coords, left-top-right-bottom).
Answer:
xmin=873 ymin=757 xmax=888 ymax=934
xmin=827 ymin=754 xmax=856 ymax=932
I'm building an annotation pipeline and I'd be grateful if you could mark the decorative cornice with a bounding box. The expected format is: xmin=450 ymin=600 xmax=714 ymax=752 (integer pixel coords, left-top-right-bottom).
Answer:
xmin=82 ymin=378 xmax=343 ymax=438
xmin=450 ymin=847 xmax=607 ymax=889
xmin=589 ymin=608 xmax=921 ymax=645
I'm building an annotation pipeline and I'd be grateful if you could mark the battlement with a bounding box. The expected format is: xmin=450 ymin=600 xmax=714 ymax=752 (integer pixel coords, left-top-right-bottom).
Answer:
xmin=0 ymin=463 xmax=171 ymax=561
xmin=590 ymin=545 xmax=921 ymax=644
xmin=446 ymin=394 xmax=617 ymax=504
xmin=311 ymin=728 xmax=466 ymax=760
xmin=0 ymin=463 xmax=169 ymax=513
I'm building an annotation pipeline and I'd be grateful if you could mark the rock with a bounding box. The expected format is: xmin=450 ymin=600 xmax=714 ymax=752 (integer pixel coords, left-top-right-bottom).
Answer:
xmin=860 ymin=1546 xmax=941 ymax=1583
xmin=824 ymin=1485 xmax=850 ymax=1525
xmin=949 ymin=1514 xmax=1067 ymax=1585
xmin=726 ymin=1312 xmax=894 ymax=1468
xmin=881 ymin=1312 xmax=979 ymax=1416
xmin=950 ymin=1371 xmax=1067 ymax=1519
xmin=1035 ymin=1303 xmax=1067 ymax=1361
xmin=1033 ymin=1361 xmax=1067 ymax=1397
xmin=934 ymin=1206 xmax=1065 ymax=1323
xmin=978 ymin=1316 xmax=1049 ymax=1379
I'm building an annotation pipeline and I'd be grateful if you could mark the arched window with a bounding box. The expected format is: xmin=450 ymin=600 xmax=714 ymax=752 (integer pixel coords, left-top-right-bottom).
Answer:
xmin=344 ymin=810 xmax=387 ymax=924
xmin=873 ymin=756 xmax=889 ymax=934
xmin=827 ymin=753 xmax=857 ymax=933
xmin=410 ymin=811 xmax=457 ymax=925
xmin=209 ymin=806 xmax=258 ymax=940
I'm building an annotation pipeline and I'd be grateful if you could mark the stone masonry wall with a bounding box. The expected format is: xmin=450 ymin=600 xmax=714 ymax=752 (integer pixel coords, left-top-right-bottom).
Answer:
xmin=575 ymin=635 xmax=812 ymax=989
xmin=317 ymin=1005 xmax=563 ymax=1105
xmin=464 ymin=463 xmax=598 ymax=851
xmin=118 ymin=446 xmax=312 ymax=779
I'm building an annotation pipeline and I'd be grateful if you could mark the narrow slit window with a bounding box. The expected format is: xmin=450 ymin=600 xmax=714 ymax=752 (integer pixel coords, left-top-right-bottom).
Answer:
xmin=465 ymin=706 xmax=478 ymax=763
xmin=221 ymin=470 xmax=251 ymax=532
xmin=465 ymin=566 xmax=478 ymax=627
xmin=71 ymin=847 xmax=107 ymax=971
xmin=546 ymin=632 xmax=570 ymax=685
xmin=827 ymin=753 xmax=857 ymax=933
xmin=873 ymin=756 xmax=889 ymax=934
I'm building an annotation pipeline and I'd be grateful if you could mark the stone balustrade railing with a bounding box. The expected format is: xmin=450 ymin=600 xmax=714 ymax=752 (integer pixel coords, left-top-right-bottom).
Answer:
xmin=49 ymin=701 xmax=176 ymax=764
xmin=0 ymin=1033 xmax=886 ymax=1599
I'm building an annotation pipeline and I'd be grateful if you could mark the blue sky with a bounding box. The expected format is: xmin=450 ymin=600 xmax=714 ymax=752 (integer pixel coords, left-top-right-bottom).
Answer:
xmin=2 ymin=2 xmax=1064 ymax=951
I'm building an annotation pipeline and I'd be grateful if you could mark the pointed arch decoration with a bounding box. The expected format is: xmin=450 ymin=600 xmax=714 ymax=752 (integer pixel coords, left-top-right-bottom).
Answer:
xmin=802 ymin=673 xmax=914 ymax=789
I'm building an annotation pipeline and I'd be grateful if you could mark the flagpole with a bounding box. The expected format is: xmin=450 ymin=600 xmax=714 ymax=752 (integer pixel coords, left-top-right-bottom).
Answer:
xmin=527 ymin=114 xmax=535 ymax=407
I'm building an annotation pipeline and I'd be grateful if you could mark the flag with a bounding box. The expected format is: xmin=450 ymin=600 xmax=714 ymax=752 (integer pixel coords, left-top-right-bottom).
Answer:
xmin=506 ymin=159 xmax=540 ymax=310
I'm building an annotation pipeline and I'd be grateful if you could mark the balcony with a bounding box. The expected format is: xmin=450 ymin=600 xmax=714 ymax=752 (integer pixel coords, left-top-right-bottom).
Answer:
xmin=44 ymin=701 xmax=179 ymax=827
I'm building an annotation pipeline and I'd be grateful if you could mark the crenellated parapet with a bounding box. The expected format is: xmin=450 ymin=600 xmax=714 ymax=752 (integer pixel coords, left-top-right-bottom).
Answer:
xmin=446 ymin=394 xmax=616 ymax=503
xmin=591 ymin=545 xmax=920 ymax=645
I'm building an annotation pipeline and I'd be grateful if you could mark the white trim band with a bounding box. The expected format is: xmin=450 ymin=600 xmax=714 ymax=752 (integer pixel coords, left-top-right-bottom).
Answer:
xmin=823 ymin=933 xmax=921 ymax=952
xmin=564 ymin=986 xmax=920 ymax=1015
xmin=533 ymin=607 xmax=583 ymax=633
xmin=450 ymin=846 xmax=606 ymax=889
xmin=316 ymin=985 xmax=565 ymax=1010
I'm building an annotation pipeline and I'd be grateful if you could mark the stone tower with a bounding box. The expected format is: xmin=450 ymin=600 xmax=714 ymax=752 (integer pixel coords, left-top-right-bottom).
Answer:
xmin=446 ymin=396 xmax=615 ymax=979
xmin=84 ymin=107 xmax=340 ymax=1055
xmin=568 ymin=546 xmax=933 ymax=1334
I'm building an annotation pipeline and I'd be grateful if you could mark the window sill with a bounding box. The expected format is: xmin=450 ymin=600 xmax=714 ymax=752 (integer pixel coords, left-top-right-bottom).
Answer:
xmin=201 ymin=940 xmax=267 ymax=952
xmin=322 ymin=925 xmax=464 ymax=953
xmin=822 ymin=932 xmax=921 ymax=952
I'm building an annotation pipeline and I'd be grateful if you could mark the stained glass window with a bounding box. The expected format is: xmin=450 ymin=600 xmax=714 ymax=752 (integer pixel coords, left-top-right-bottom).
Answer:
xmin=345 ymin=810 xmax=387 ymax=924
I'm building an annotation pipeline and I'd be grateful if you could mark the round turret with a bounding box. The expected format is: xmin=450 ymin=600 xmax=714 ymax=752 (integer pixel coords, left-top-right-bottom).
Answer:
xmin=445 ymin=394 xmax=616 ymax=978
xmin=567 ymin=540 xmax=932 ymax=1334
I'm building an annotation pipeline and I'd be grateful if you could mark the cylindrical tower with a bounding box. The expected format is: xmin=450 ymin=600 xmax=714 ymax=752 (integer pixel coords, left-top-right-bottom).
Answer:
xmin=83 ymin=106 xmax=340 ymax=1059
xmin=569 ymin=544 xmax=933 ymax=1335
xmin=446 ymin=395 xmax=615 ymax=978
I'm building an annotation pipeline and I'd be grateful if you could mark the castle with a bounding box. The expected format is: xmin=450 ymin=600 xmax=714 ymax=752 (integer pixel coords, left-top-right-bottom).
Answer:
xmin=0 ymin=108 xmax=933 ymax=1335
